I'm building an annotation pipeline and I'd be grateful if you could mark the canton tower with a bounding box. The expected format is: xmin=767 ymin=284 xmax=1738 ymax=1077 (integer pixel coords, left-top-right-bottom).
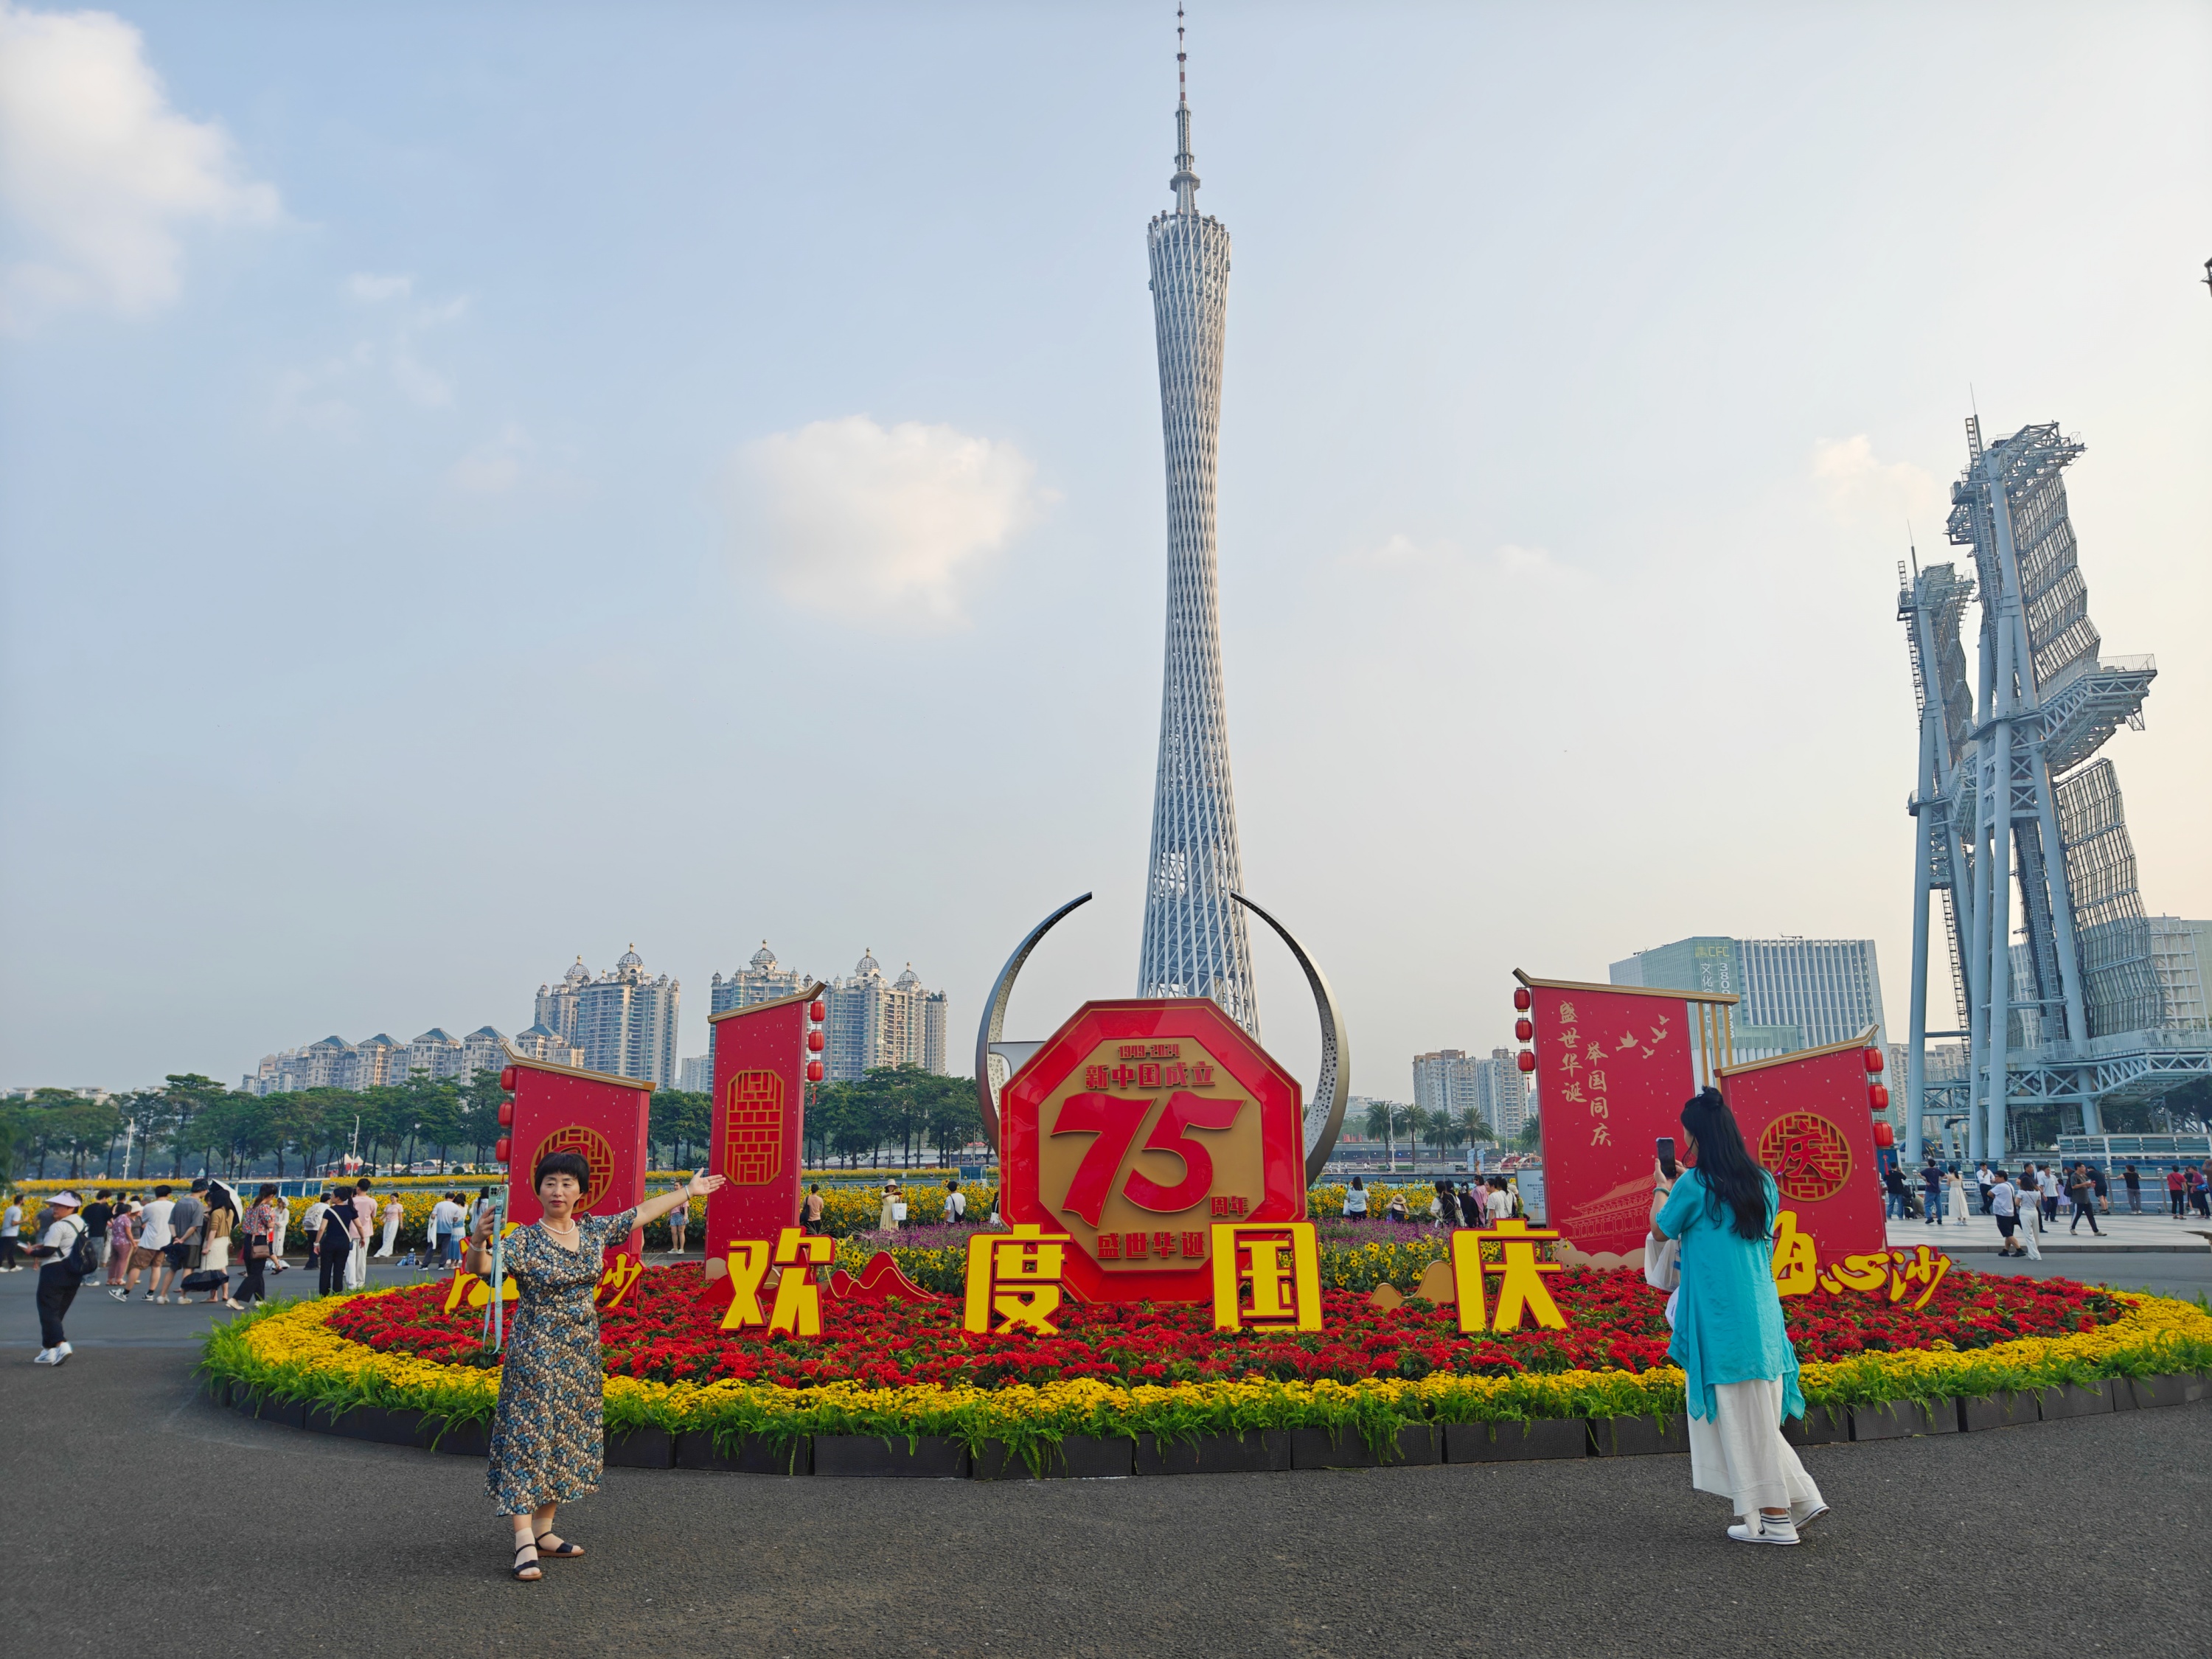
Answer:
xmin=1135 ymin=10 xmax=1259 ymax=1035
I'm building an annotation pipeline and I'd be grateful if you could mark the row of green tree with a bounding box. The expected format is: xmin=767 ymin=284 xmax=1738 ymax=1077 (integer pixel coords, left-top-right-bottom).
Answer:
xmin=1360 ymin=1099 xmax=1543 ymax=1161
xmin=0 ymin=1064 xmax=990 ymax=1183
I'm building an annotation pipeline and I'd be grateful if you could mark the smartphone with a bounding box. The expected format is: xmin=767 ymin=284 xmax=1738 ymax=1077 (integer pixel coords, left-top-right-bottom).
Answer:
xmin=1656 ymin=1136 xmax=1678 ymax=1179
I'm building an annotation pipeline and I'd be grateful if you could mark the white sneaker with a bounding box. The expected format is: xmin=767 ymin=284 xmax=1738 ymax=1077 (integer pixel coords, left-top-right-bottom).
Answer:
xmin=156 ymin=1294 xmax=169 ymax=1304
xmin=108 ymin=1288 xmax=128 ymax=1302
xmin=1728 ymin=1515 xmax=1801 ymax=1545
xmin=33 ymin=1349 xmax=57 ymax=1365
xmin=56 ymin=1342 xmax=72 ymax=1357
xmin=1795 ymin=1502 xmax=1830 ymax=1529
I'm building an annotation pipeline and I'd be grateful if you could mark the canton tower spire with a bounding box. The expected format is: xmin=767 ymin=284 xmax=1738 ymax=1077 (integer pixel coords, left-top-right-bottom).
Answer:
xmin=1136 ymin=5 xmax=1259 ymax=1034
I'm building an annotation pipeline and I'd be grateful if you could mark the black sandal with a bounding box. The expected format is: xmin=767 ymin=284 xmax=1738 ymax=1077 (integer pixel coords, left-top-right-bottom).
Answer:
xmin=511 ymin=1543 xmax=542 ymax=1581
xmin=533 ymin=1531 xmax=583 ymax=1559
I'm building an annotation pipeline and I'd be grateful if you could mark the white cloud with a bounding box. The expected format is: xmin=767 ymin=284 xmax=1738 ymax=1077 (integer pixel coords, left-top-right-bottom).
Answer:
xmin=272 ymin=291 xmax=467 ymax=429
xmin=448 ymin=424 xmax=530 ymax=495
xmin=731 ymin=415 xmax=1048 ymax=630
xmin=0 ymin=1 xmax=277 ymax=327
xmin=346 ymin=272 xmax=412 ymax=303
xmin=1811 ymin=435 xmax=1947 ymax=533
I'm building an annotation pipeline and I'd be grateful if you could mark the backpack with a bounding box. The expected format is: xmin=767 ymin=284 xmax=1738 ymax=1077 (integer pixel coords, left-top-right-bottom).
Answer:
xmin=59 ymin=1217 xmax=94 ymax=1277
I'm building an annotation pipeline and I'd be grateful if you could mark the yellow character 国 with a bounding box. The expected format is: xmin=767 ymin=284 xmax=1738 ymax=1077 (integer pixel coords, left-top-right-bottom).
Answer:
xmin=1209 ymin=1222 xmax=1321 ymax=1332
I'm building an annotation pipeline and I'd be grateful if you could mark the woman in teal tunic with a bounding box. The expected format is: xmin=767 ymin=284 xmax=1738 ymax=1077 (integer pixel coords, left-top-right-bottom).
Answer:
xmin=469 ymin=1150 xmax=726 ymax=1581
xmin=1650 ymin=1088 xmax=1827 ymax=1545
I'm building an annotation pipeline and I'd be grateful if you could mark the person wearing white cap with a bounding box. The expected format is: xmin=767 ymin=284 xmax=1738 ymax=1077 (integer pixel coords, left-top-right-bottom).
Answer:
xmin=29 ymin=1191 xmax=89 ymax=1366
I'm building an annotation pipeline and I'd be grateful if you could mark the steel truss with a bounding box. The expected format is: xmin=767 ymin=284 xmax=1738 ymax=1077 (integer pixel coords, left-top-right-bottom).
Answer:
xmin=1898 ymin=417 xmax=2200 ymax=1161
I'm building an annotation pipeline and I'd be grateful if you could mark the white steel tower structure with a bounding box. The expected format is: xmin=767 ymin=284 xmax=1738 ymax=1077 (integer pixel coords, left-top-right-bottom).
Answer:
xmin=1136 ymin=12 xmax=1260 ymax=1034
xmin=1898 ymin=417 xmax=2207 ymax=1161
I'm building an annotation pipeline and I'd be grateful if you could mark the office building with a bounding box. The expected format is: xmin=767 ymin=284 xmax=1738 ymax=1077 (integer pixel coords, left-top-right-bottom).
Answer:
xmin=1611 ymin=935 xmax=1887 ymax=1051
xmin=2149 ymin=917 xmax=2212 ymax=1031
xmin=825 ymin=951 xmax=948 ymax=1080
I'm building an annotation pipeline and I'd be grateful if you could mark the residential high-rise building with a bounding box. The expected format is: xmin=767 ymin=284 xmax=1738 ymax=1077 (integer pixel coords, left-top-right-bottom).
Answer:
xmin=243 ymin=1025 xmax=509 ymax=1095
xmin=512 ymin=1024 xmax=584 ymax=1069
xmin=572 ymin=946 xmax=681 ymax=1085
xmin=1412 ymin=1050 xmax=1481 ymax=1124
xmin=535 ymin=959 xmax=591 ymax=1048
xmin=825 ymin=951 xmax=948 ymax=1080
xmin=1473 ymin=1048 xmax=1532 ymax=1141
xmin=1134 ymin=21 xmax=1259 ymax=1035
xmin=710 ymin=942 xmax=810 ymax=1016
xmin=1611 ymin=936 xmax=1887 ymax=1052
xmin=677 ymin=1054 xmax=713 ymax=1093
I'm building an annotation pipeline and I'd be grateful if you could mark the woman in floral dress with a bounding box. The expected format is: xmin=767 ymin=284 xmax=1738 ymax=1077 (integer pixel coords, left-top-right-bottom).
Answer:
xmin=468 ymin=1150 xmax=726 ymax=1582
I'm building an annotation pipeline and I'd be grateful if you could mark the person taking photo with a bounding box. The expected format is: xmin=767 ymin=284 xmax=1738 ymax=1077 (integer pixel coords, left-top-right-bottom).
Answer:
xmin=1649 ymin=1088 xmax=1827 ymax=1545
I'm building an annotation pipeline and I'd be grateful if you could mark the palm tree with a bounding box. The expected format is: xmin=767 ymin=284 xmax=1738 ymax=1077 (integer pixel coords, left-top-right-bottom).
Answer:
xmin=1402 ymin=1105 xmax=1433 ymax=1172
xmin=1363 ymin=1099 xmax=1398 ymax=1169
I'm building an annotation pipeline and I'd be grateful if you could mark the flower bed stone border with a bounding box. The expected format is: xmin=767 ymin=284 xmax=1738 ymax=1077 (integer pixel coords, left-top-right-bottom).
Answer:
xmin=205 ymin=1370 xmax=2208 ymax=1477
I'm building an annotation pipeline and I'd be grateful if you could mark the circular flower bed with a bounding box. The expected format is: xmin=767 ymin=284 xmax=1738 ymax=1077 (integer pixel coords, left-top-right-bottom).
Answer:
xmin=202 ymin=1263 xmax=2212 ymax=1460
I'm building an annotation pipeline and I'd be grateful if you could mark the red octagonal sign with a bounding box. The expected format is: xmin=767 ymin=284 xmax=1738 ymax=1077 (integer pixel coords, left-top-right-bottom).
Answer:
xmin=1000 ymin=998 xmax=1307 ymax=1304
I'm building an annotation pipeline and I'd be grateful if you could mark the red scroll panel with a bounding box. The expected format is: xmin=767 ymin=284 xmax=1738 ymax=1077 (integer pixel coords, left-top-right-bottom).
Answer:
xmin=705 ymin=985 xmax=819 ymax=1265
xmin=1523 ymin=978 xmax=1697 ymax=1267
xmin=1719 ymin=1034 xmax=1886 ymax=1260
xmin=504 ymin=1055 xmax=653 ymax=1270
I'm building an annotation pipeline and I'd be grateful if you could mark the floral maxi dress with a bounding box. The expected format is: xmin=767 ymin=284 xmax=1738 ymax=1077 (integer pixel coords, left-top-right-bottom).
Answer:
xmin=485 ymin=1207 xmax=635 ymax=1516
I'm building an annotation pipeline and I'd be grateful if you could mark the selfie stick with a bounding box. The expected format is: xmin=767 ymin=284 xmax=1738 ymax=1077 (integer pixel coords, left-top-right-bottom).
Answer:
xmin=479 ymin=1186 xmax=511 ymax=1354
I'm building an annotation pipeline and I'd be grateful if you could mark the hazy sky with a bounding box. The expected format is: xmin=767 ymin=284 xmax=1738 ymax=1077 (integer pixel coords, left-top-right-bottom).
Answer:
xmin=3 ymin=1 xmax=2208 ymax=1099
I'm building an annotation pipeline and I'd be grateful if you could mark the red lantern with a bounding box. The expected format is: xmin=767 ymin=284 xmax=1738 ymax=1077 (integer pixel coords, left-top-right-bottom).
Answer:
xmin=499 ymin=1067 xmax=518 ymax=1091
xmin=809 ymin=1000 xmax=827 ymax=1022
xmin=1865 ymin=1048 xmax=1885 ymax=1074
xmin=1872 ymin=1121 xmax=1895 ymax=1149
xmin=1514 ymin=1018 xmax=1534 ymax=1043
xmin=807 ymin=1030 xmax=826 ymax=1053
xmin=1870 ymin=1083 xmax=1891 ymax=1110
xmin=806 ymin=1060 xmax=824 ymax=1083
xmin=495 ymin=1135 xmax=512 ymax=1164
xmin=1517 ymin=1050 xmax=1536 ymax=1074
xmin=1513 ymin=987 xmax=1532 ymax=1012
xmin=497 ymin=1100 xmax=514 ymax=1127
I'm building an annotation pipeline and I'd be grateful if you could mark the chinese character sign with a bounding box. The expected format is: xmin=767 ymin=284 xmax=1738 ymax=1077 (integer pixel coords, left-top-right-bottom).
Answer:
xmin=1721 ymin=1035 xmax=1886 ymax=1262
xmin=999 ymin=998 xmax=1306 ymax=1304
xmin=706 ymin=986 xmax=820 ymax=1265
xmin=962 ymin=1223 xmax=1071 ymax=1335
xmin=1520 ymin=978 xmax=1697 ymax=1265
xmin=1448 ymin=1220 xmax=1568 ymax=1333
xmin=504 ymin=1054 xmax=652 ymax=1270
xmin=1209 ymin=1222 xmax=1322 ymax=1332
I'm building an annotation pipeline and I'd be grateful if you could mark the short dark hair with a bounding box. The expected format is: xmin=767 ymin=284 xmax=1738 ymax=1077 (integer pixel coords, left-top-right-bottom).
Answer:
xmin=155 ymin=1184 xmax=173 ymax=1197
xmin=535 ymin=1150 xmax=593 ymax=1195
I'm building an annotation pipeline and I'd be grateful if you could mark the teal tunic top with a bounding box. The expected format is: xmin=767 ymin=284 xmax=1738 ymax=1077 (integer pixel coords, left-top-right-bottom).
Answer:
xmin=1656 ymin=1169 xmax=1804 ymax=1424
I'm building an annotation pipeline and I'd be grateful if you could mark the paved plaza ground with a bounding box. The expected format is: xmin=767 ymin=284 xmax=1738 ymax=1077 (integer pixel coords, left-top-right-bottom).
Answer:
xmin=4 ymin=1256 xmax=2208 ymax=1659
